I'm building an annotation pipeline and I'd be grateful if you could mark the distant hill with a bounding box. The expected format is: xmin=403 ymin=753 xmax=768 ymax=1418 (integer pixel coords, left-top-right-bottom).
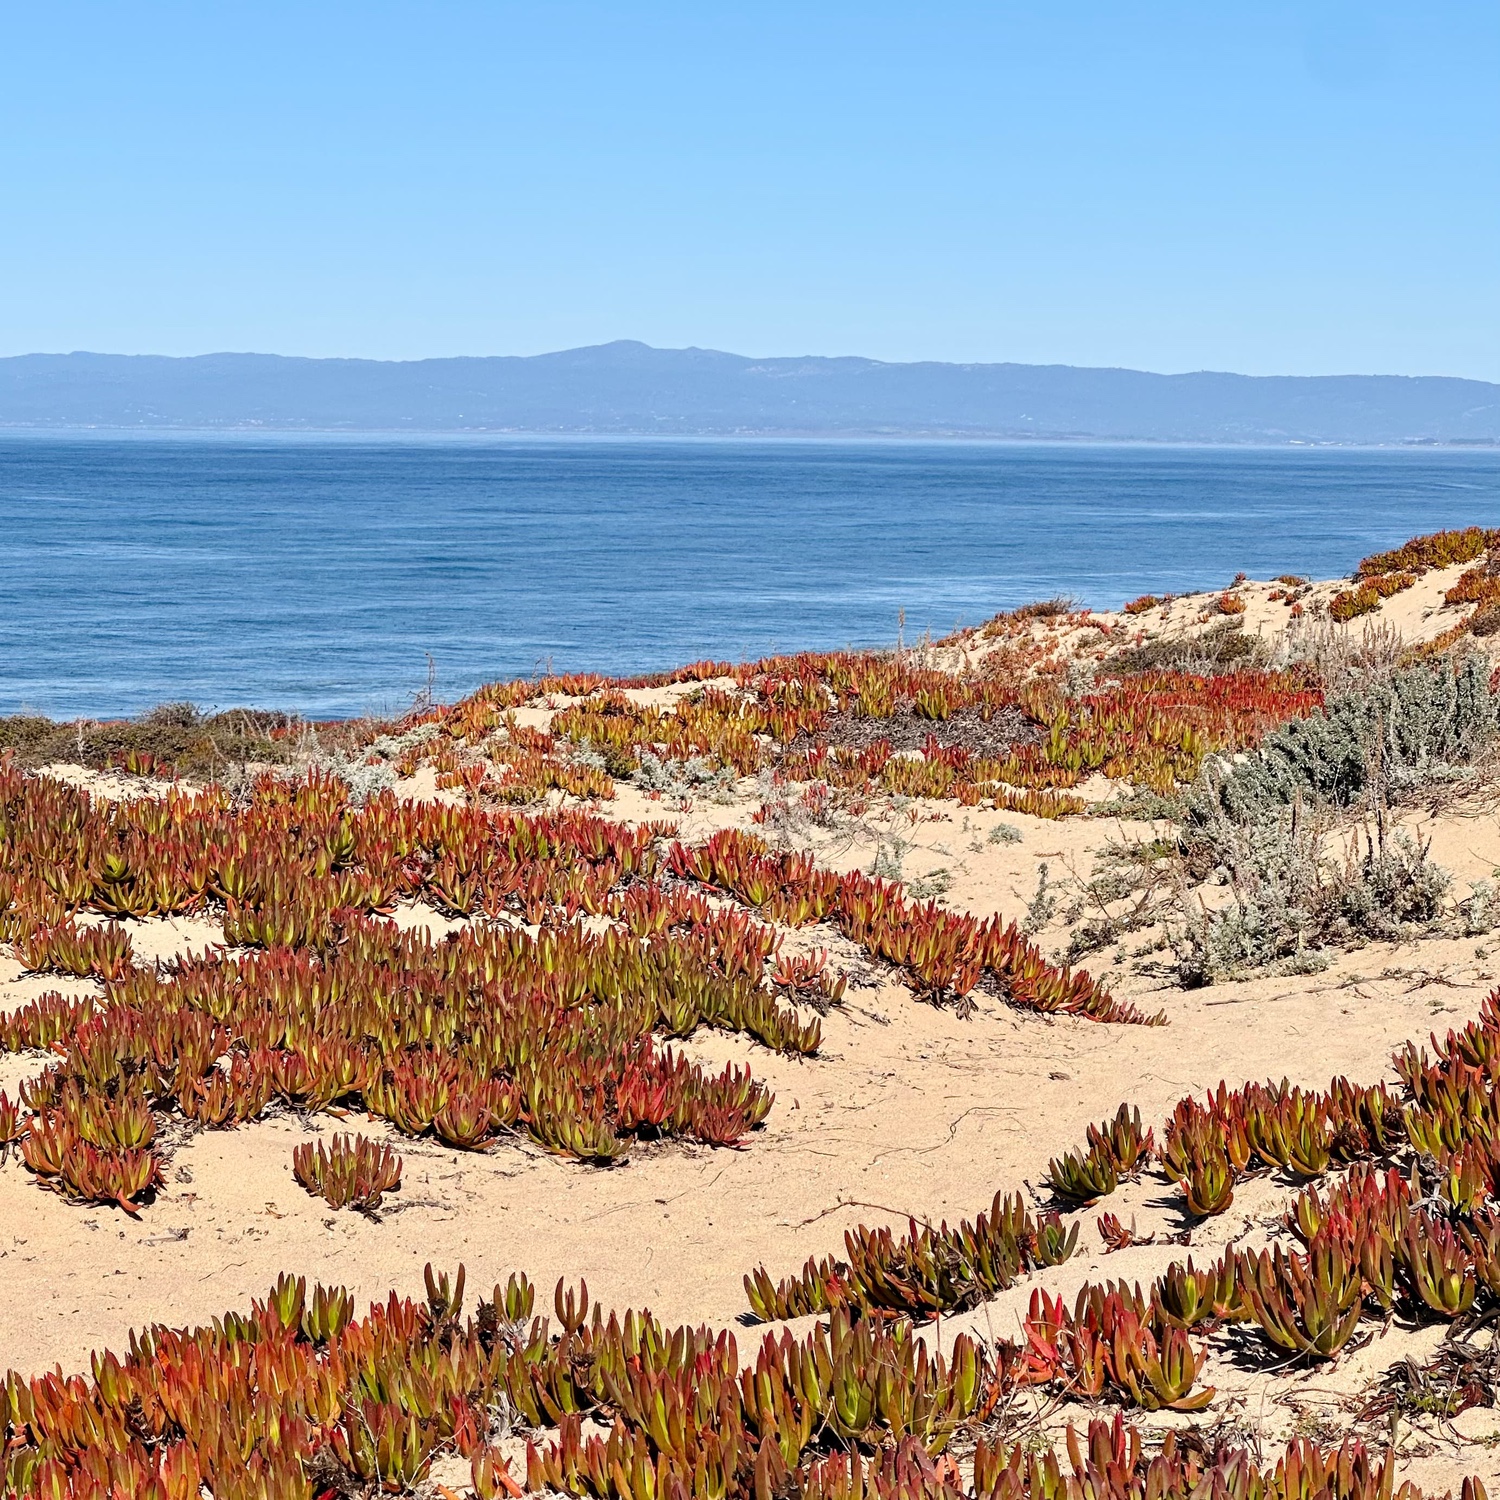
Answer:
xmin=1 ymin=342 xmax=1497 ymax=444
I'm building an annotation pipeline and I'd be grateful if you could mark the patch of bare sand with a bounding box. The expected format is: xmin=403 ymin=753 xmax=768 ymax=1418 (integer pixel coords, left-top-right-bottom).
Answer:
xmin=620 ymin=679 xmax=738 ymax=710
xmin=1073 ymin=559 xmax=1491 ymax=665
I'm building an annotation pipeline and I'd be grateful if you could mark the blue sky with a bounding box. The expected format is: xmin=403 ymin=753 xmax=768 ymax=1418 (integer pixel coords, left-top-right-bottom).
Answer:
xmin=2 ymin=3 xmax=1496 ymax=377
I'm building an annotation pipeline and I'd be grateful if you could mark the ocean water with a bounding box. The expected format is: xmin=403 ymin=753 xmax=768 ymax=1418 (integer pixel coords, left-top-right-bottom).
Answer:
xmin=2 ymin=434 xmax=1498 ymax=720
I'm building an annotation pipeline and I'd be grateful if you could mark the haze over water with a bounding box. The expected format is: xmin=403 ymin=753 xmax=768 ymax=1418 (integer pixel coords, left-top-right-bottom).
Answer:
xmin=3 ymin=434 xmax=1498 ymax=720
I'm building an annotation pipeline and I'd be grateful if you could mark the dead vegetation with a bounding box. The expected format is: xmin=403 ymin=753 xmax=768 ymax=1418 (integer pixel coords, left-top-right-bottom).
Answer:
xmin=0 ymin=701 xmax=377 ymax=781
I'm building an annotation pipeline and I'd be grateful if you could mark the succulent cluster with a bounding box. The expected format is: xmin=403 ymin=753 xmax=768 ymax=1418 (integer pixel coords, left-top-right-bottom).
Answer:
xmin=966 ymin=1416 xmax=1477 ymax=1500
xmin=1020 ymin=671 xmax=1322 ymax=789
xmin=0 ymin=762 xmax=677 ymax=938
xmin=2 ymin=907 xmax=806 ymax=1208
xmin=669 ymin=827 xmax=1159 ymax=1023
xmin=11 ymin=921 xmax=134 ymax=981
xmin=1330 ymin=571 xmax=1415 ymax=623
xmin=0 ymin=1265 xmax=994 ymax=1500
xmin=1045 ymin=1104 xmax=1155 ymax=1205
xmin=291 ymin=1132 xmax=402 ymax=1211
xmin=1018 ymin=1280 xmax=1213 ymax=1411
xmin=768 ymin=666 xmax=1320 ymax=802
xmin=0 ymin=1262 xmax=1488 ymax=1500
xmin=1358 ymin=528 xmax=1500 ymax=579
xmin=1330 ymin=527 xmax=1500 ymax=629
xmin=393 ymin=635 xmax=1325 ymax=813
xmin=744 ymin=1191 xmax=1079 ymax=1322
xmin=1159 ymin=1076 xmax=1403 ymax=1216
xmin=0 ymin=767 xmax=891 ymax=1209
xmin=1010 ymin=1149 xmax=1500 ymax=1382
xmin=779 ymin=738 xmax=1091 ymax=817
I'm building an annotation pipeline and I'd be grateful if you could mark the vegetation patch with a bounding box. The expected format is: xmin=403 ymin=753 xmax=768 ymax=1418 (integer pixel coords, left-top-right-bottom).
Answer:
xmin=8 ymin=526 xmax=1500 ymax=1497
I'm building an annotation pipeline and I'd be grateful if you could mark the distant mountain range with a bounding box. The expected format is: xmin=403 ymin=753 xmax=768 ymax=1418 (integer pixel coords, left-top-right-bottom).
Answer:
xmin=1 ymin=342 xmax=1497 ymax=444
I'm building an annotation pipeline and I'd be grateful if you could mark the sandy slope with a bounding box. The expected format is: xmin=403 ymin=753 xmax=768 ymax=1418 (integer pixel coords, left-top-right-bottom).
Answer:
xmin=4 ymin=556 xmax=1500 ymax=1488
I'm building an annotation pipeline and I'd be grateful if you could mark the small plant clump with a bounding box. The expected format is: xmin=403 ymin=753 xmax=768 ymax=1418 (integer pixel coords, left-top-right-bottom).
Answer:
xmin=743 ymin=1190 xmax=1079 ymax=1322
xmin=292 ymin=1132 xmax=403 ymax=1211
xmin=1357 ymin=527 xmax=1500 ymax=579
xmin=1047 ymin=1104 xmax=1155 ymax=1205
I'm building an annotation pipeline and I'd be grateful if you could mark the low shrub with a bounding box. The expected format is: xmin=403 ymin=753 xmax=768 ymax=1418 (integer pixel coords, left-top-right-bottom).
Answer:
xmin=1106 ymin=620 xmax=1268 ymax=677
xmin=1171 ymin=812 xmax=1449 ymax=985
xmin=1192 ymin=655 xmax=1498 ymax=823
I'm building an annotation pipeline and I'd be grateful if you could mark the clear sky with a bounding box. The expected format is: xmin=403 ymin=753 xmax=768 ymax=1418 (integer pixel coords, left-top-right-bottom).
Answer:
xmin=3 ymin=2 xmax=1496 ymax=378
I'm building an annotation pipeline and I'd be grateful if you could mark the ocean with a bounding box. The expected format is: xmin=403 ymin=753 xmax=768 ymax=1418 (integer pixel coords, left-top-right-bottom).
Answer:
xmin=2 ymin=433 xmax=1498 ymax=720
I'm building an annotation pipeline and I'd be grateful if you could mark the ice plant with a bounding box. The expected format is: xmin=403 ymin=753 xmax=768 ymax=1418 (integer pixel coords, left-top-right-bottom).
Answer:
xmin=1239 ymin=1241 xmax=1362 ymax=1359
xmin=744 ymin=1191 xmax=1077 ymax=1323
xmin=292 ymin=1132 xmax=403 ymax=1211
xmin=1046 ymin=1146 xmax=1118 ymax=1206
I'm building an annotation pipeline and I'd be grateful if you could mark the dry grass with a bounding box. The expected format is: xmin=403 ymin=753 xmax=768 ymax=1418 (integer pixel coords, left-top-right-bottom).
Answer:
xmin=0 ymin=702 xmax=380 ymax=781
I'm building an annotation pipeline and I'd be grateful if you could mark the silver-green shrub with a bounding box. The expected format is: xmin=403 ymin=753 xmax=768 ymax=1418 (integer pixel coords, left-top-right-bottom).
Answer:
xmin=1192 ymin=655 xmax=1497 ymax=824
xmin=1171 ymin=808 xmax=1450 ymax=985
xmin=1168 ymin=657 xmax=1492 ymax=983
